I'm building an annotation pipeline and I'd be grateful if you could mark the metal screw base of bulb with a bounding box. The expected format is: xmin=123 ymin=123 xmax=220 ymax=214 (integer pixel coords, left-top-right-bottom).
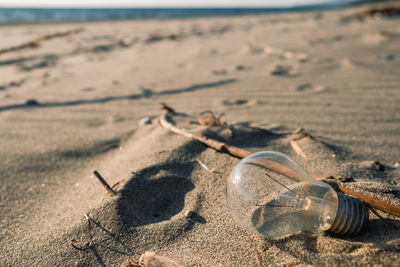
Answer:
xmin=328 ymin=192 xmax=368 ymax=235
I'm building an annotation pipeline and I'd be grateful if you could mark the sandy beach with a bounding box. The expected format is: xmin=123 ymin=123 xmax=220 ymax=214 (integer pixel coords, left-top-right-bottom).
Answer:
xmin=1 ymin=2 xmax=400 ymax=266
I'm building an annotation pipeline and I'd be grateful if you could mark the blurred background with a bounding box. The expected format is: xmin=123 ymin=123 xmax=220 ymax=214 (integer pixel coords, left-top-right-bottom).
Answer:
xmin=0 ymin=0 xmax=379 ymax=24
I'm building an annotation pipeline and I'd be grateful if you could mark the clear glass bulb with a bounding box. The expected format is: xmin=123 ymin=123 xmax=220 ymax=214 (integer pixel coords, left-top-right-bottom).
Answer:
xmin=226 ymin=151 xmax=368 ymax=238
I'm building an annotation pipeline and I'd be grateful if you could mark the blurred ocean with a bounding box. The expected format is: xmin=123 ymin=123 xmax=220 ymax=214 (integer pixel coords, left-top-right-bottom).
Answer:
xmin=0 ymin=5 xmax=350 ymax=24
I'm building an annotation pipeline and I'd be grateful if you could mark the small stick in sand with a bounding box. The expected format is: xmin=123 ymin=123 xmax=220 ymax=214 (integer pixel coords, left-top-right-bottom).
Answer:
xmin=71 ymin=214 xmax=94 ymax=251
xmin=159 ymin=108 xmax=400 ymax=218
xmin=160 ymin=102 xmax=176 ymax=114
xmin=112 ymin=180 xmax=122 ymax=191
xmin=291 ymin=132 xmax=337 ymax=159
xmin=195 ymin=159 xmax=215 ymax=173
xmin=290 ymin=140 xmax=307 ymax=160
xmin=71 ymin=239 xmax=90 ymax=251
xmin=93 ymin=170 xmax=117 ymax=196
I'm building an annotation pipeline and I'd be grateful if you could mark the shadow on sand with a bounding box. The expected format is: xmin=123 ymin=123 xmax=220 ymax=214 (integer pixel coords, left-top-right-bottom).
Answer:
xmin=0 ymin=78 xmax=237 ymax=112
xmin=117 ymin=162 xmax=195 ymax=227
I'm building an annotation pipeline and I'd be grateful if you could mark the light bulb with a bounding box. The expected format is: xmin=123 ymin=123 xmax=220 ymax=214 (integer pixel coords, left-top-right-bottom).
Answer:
xmin=226 ymin=151 xmax=368 ymax=238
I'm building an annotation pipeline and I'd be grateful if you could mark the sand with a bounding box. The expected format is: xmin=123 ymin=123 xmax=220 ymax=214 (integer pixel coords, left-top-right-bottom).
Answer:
xmin=1 ymin=2 xmax=400 ymax=266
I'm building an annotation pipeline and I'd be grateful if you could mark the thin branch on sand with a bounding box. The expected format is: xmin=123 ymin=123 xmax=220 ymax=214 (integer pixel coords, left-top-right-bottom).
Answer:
xmin=291 ymin=132 xmax=337 ymax=159
xmin=159 ymin=108 xmax=400 ymax=218
xmin=290 ymin=140 xmax=307 ymax=160
xmin=195 ymin=159 xmax=215 ymax=173
xmin=93 ymin=170 xmax=117 ymax=196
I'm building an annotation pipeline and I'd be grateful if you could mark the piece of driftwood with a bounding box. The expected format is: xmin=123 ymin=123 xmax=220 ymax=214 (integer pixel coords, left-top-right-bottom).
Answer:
xmin=159 ymin=110 xmax=400 ymax=218
xmin=139 ymin=251 xmax=185 ymax=267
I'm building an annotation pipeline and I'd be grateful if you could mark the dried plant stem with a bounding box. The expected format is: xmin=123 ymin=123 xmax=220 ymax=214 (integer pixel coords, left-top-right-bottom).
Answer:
xmin=159 ymin=110 xmax=400 ymax=218
xmin=93 ymin=170 xmax=117 ymax=196
xmin=290 ymin=140 xmax=307 ymax=160
xmin=196 ymin=159 xmax=215 ymax=173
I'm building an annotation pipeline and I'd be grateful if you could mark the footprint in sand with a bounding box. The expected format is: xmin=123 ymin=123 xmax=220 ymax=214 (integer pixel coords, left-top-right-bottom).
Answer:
xmin=19 ymin=55 xmax=58 ymax=71
xmin=222 ymin=99 xmax=248 ymax=106
xmin=234 ymin=65 xmax=252 ymax=71
xmin=270 ymin=65 xmax=299 ymax=77
xmin=377 ymin=54 xmax=395 ymax=62
xmin=0 ymin=78 xmax=25 ymax=91
xmin=296 ymin=83 xmax=331 ymax=94
xmin=212 ymin=69 xmax=227 ymax=75
xmin=361 ymin=33 xmax=388 ymax=45
xmin=243 ymin=43 xmax=264 ymax=55
xmin=340 ymin=57 xmax=356 ymax=68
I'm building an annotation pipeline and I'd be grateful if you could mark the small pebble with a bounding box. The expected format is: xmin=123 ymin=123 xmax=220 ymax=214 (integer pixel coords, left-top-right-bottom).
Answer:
xmin=394 ymin=162 xmax=400 ymax=168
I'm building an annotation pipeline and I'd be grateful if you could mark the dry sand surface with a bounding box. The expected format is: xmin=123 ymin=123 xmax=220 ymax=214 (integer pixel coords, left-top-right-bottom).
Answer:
xmin=1 ymin=3 xmax=400 ymax=266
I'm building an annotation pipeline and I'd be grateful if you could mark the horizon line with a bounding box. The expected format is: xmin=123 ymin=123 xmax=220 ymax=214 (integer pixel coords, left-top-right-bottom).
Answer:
xmin=0 ymin=3 xmax=347 ymax=9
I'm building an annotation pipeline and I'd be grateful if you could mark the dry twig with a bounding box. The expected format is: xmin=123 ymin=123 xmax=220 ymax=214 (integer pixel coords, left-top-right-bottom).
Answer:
xmin=290 ymin=140 xmax=307 ymax=160
xmin=93 ymin=170 xmax=117 ymax=196
xmin=195 ymin=159 xmax=215 ymax=173
xmin=291 ymin=132 xmax=336 ymax=159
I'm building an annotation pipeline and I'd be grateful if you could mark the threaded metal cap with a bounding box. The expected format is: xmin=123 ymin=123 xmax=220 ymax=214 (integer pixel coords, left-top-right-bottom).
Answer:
xmin=328 ymin=192 xmax=368 ymax=235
